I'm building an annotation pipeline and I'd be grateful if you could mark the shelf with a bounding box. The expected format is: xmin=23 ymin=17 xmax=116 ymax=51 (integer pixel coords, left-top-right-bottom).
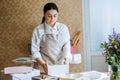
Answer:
xmin=12 ymin=57 xmax=32 ymax=64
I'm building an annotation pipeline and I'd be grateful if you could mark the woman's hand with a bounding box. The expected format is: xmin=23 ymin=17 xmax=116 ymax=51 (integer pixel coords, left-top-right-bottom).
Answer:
xmin=41 ymin=62 xmax=48 ymax=74
xmin=35 ymin=58 xmax=48 ymax=74
xmin=64 ymin=58 xmax=69 ymax=64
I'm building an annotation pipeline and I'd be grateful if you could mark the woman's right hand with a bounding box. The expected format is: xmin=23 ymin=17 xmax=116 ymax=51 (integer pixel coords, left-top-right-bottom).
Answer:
xmin=41 ymin=62 xmax=48 ymax=74
xmin=35 ymin=58 xmax=48 ymax=74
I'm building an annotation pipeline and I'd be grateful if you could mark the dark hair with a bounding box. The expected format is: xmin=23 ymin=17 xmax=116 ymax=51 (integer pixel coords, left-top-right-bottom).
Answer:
xmin=41 ymin=2 xmax=59 ymax=24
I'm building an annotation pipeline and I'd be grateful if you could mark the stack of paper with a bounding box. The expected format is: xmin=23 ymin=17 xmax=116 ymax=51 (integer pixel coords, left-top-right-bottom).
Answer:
xmin=4 ymin=66 xmax=33 ymax=74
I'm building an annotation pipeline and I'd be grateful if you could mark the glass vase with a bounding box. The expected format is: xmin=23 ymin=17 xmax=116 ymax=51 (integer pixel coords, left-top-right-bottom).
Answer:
xmin=110 ymin=65 xmax=120 ymax=80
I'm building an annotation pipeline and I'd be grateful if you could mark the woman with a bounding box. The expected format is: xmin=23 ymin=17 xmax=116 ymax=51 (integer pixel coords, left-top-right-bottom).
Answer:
xmin=31 ymin=2 xmax=71 ymax=74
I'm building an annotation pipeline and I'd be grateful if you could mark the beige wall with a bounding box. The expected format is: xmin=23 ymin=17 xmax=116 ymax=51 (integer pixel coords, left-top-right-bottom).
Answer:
xmin=0 ymin=0 xmax=84 ymax=72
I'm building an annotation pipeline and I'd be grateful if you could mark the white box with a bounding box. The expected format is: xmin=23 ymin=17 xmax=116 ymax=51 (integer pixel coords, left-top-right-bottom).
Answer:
xmin=70 ymin=54 xmax=81 ymax=64
xmin=48 ymin=64 xmax=69 ymax=77
xmin=11 ymin=69 xmax=40 ymax=80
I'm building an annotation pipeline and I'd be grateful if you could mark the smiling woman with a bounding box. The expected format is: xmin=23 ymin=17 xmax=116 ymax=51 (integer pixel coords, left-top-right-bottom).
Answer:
xmin=31 ymin=2 xmax=72 ymax=74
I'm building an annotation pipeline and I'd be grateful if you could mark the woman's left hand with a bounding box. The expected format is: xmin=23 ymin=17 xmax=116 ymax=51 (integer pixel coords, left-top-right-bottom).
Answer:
xmin=64 ymin=58 xmax=69 ymax=64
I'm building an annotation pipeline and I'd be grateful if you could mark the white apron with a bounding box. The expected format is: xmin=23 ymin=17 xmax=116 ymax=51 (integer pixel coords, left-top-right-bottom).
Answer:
xmin=34 ymin=23 xmax=66 ymax=72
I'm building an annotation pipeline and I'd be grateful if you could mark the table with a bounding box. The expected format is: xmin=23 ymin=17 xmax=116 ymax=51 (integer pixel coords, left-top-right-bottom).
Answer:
xmin=32 ymin=71 xmax=110 ymax=80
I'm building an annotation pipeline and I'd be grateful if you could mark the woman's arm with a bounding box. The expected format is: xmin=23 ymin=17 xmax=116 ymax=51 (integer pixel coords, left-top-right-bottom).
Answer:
xmin=62 ymin=25 xmax=72 ymax=63
xmin=31 ymin=27 xmax=48 ymax=73
xmin=35 ymin=58 xmax=48 ymax=73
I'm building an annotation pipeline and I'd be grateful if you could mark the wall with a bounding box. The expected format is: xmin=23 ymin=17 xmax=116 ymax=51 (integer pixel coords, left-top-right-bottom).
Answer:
xmin=0 ymin=0 xmax=83 ymax=73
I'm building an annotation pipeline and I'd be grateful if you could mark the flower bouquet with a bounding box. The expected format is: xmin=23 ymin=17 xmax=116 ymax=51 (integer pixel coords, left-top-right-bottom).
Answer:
xmin=100 ymin=28 xmax=120 ymax=80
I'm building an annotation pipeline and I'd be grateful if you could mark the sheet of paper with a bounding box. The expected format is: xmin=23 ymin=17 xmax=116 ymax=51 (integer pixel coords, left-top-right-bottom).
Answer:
xmin=48 ymin=64 xmax=69 ymax=77
xmin=4 ymin=66 xmax=33 ymax=74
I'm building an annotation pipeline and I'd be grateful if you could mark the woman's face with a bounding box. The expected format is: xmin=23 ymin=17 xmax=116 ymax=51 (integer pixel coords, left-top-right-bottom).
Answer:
xmin=44 ymin=9 xmax=58 ymax=27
